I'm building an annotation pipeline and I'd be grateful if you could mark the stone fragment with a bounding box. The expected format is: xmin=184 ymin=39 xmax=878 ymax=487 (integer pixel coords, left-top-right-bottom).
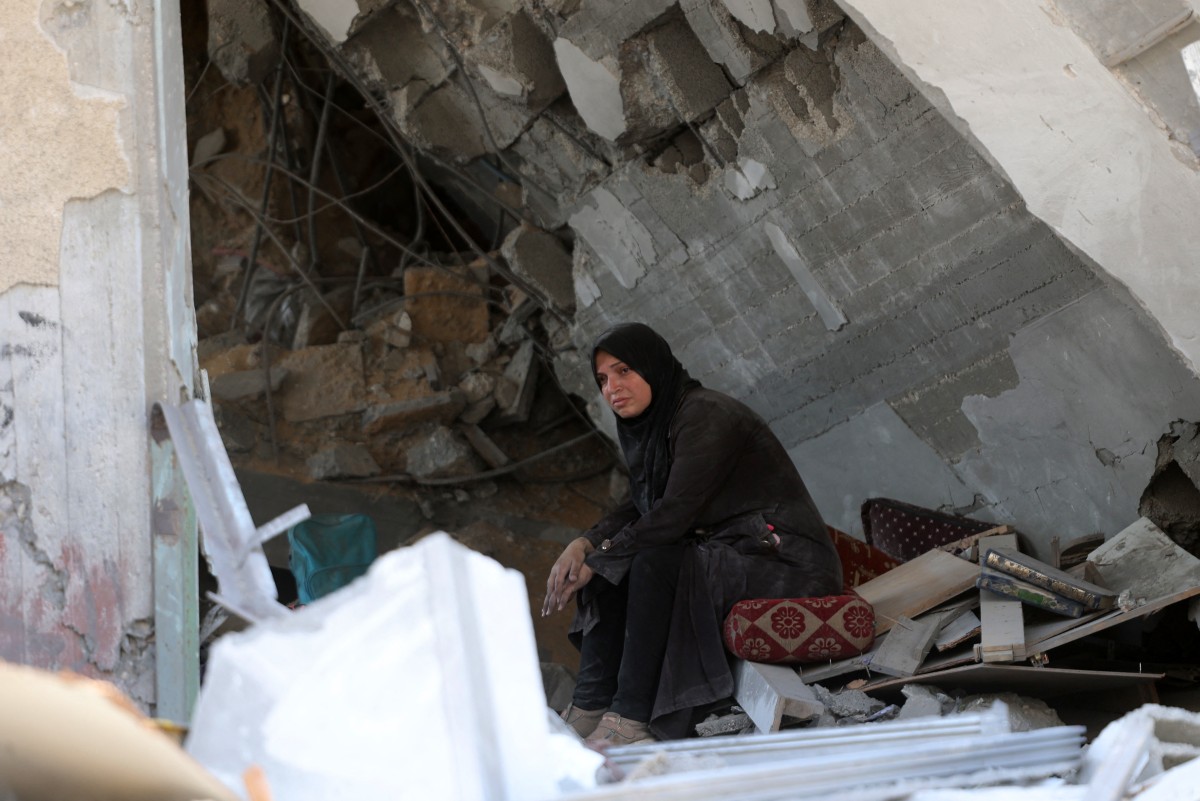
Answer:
xmin=957 ymin=693 xmax=1064 ymax=733
xmin=207 ymin=0 xmax=279 ymax=85
xmin=458 ymin=371 xmax=497 ymax=404
xmin=494 ymin=340 xmax=539 ymax=424
xmin=553 ymin=38 xmax=626 ymax=141
xmin=467 ymin=10 xmax=565 ymax=108
xmin=501 ymin=225 xmax=575 ymax=313
xmin=695 ymin=711 xmax=754 ymax=737
xmin=402 ymin=264 xmax=490 ymax=344
xmin=210 ymin=366 xmax=288 ymax=403
xmin=362 ymin=390 xmax=468 ymax=435
xmin=723 ymin=0 xmax=776 ymax=32
xmin=810 ymin=683 xmax=885 ymax=718
xmin=643 ymin=17 xmax=732 ymax=123
xmin=307 ymin=443 xmax=382 ymax=480
xmin=540 ymin=662 xmax=576 ymax=713
xmin=681 ymin=0 xmax=782 ymax=85
xmin=465 ymin=336 xmax=498 ymax=366
xmin=367 ymin=309 xmax=413 ymax=350
xmin=897 ymin=683 xmax=955 ymax=720
xmin=462 ymin=424 xmax=511 ymax=469
xmin=406 ymin=425 xmax=480 ymax=479
xmin=498 ymin=296 xmax=538 ymax=345
xmin=461 ymin=397 xmax=497 ymax=425
xmin=277 ymin=344 xmax=367 ymax=422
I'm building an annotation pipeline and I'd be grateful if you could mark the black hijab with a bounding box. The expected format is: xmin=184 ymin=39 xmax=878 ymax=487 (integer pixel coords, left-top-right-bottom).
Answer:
xmin=593 ymin=323 xmax=699 ymax=515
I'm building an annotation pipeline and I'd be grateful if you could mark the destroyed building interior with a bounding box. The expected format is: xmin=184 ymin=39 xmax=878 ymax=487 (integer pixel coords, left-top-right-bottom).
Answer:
xmin=7 ymin=0 xmax=1200 ymax=797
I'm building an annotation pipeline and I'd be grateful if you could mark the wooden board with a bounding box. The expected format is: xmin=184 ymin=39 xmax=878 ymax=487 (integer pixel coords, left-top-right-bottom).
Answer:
xmin=978 ymin=534 xmax=1025 ymax=663
xmin=733 ymin=659 xmax=823 ymax=733
xmin=1027 ymin=585 xmax=1200 ymax=654
xmin=854 ymin=549 xmax=978 ymax=636
xmin=1090 ymin=518 xmax=1200 ymax=600
xmin=859 ymin=663 xmax=1163 ymax=699
xmin=869 ymin=614 xmax=945 ymax=678
xmin=935 ymin=609 xmax=981 ymax=652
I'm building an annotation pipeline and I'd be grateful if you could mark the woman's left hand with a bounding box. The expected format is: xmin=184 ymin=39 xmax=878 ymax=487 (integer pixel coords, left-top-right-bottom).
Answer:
xmin=542 ymin=537 xmax=595 ymax=616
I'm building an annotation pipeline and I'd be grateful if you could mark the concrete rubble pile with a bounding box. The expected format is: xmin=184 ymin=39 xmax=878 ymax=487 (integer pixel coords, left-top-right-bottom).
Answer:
xmin=199 ymin=249 xmax=588 ymax=486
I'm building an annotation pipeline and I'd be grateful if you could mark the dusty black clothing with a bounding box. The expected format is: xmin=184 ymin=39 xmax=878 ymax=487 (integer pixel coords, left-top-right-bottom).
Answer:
xmin=571 ymin=386 xmax=842 ymax=739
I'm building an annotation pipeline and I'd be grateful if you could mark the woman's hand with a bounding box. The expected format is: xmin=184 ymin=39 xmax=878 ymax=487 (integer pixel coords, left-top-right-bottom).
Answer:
xmin=542 ymin=537 xmax=595 ymax=616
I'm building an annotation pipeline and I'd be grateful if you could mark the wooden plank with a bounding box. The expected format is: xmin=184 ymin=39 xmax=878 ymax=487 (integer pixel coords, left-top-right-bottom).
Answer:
xmin=795 ymin=644 xmax=876 ymax=684
xmin=978 ymin=533 xmax=1025 ymax=663
xmin=1089 ymin=517 xmax=1200 ymax=600
xmin=859 ymin=663 xmax=1163 ymax=699
xmin=935 ymin=609 xmax=981 ymax=652
xmin=868 ymin=614 xmax=944 ymax=678
xmin=854 ymin=549 xmax=978 ymax=636
xmin=1027 ymin=585 xmax=1200 ymax=654
xmin=733 ymin=659 xmax=824 ymax=734
xmin=936 ymin=524 xmax=1012 ymax=562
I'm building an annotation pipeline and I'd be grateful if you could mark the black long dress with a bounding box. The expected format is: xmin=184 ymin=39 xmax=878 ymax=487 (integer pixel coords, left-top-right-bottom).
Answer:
xmin=571 ymin=385 xmax=843 ymax=739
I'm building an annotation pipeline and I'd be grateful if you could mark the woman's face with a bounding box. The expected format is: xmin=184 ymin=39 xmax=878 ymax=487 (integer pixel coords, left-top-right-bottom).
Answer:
xmin=595 ymin=350 xmax=653 ymax=419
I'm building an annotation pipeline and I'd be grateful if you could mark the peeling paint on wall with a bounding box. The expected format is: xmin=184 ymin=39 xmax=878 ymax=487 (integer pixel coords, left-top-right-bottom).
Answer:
xmin=0 ymin=0 xmax=129 ymax=293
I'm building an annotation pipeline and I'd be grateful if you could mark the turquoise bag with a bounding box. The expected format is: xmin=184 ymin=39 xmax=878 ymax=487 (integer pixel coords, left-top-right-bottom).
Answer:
xmin=287 ymin=514 xmax=378 ymax=604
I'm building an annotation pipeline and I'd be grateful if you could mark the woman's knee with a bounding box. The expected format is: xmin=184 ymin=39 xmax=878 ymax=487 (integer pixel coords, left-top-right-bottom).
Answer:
xmin=628 ymin=544 xmax=687 ymax=589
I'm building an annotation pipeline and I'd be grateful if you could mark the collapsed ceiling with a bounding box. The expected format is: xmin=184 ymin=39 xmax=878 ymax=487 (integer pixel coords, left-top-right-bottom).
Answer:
xmin=184 ymin=0 xmax=1200 ymax=623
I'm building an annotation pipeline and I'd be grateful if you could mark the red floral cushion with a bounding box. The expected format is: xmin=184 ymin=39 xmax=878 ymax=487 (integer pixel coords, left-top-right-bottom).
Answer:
xmin=723 ymin=595 xmax=876 ymax=665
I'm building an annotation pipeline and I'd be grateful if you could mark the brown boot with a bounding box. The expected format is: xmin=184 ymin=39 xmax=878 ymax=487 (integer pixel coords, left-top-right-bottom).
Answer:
xmin=561 ymin=704 xmax=608 ymax=737
xmin=584 ymin=712 xmax=656 ymax=748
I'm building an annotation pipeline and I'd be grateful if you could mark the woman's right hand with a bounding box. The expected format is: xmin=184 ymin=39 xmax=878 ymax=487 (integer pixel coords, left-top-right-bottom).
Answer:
xmin=542 ymin=537 xmax=595 ymax=617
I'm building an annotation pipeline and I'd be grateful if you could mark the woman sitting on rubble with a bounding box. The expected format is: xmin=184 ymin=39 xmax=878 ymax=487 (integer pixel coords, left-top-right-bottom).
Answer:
xmin=542 ymin=322 xmax=842 ymax=746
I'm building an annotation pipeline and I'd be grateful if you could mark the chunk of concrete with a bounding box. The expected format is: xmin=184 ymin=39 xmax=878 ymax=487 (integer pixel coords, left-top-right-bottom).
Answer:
xmin=553 ymin=38 xmax=626 ymax=141
xmin=467 ymin=10 xmax=565 ymax=108
xmin=501 ymin=225 xmax=575 ymax=313
xmin=462 ymin=424 xmax=511 ymax=469
xmin=367 ymin=309 xmax=413 ymax=350
xmin=494 ymin=340 xmax=539 ymax=424
xmin=897 ymin=683 xmax=955 ymax=720
xmin=568 ymin=187 xmax=654 ymax=290
xmin=207 ymin=0 xmax=279 ymax=85
xmin=407 ymin=426 xmax=480 ymax=479
xmin=957 ymin=693 xmax=1064 ymax=733
xmin=307 ymin=443 xmax=382 ymax=480
xmin=458 ymin=371 xmax=496 ymax=404
xmin=277 ymin=344 xmax=366 ymax=422
xmin=210 ymin=366 xmax=288 ymax=403
xmin=681 ymin=0 xmax=782 ymax=85
xmin=722 ymin=0 xmax=776 ymax=33
xmin=810 ymin=683 xmax=885 ymax=718
xmin=361 ymin=390 xmax=467 ymax=435
xmin=402 ymin=264 xmax=490 ymax=344
xmin=644 ymin=17 xmax=734 ymax=124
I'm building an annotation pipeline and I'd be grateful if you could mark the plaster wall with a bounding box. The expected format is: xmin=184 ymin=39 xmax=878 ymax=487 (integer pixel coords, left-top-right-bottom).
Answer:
xmin=0 ymin=0 xmax=195 ymax=708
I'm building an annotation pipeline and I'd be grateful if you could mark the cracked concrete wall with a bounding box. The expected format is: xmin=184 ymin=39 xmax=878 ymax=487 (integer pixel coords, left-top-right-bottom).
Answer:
xmin=558 ymin=13 xmax=1200 ymax=557
xmin=289 ymin=0 xmax=1200 ymax=559
xmin=836 ymin=0 xmax=1200 ymax=375
xmin=0 ymin=0 xmax=195 ymax=708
